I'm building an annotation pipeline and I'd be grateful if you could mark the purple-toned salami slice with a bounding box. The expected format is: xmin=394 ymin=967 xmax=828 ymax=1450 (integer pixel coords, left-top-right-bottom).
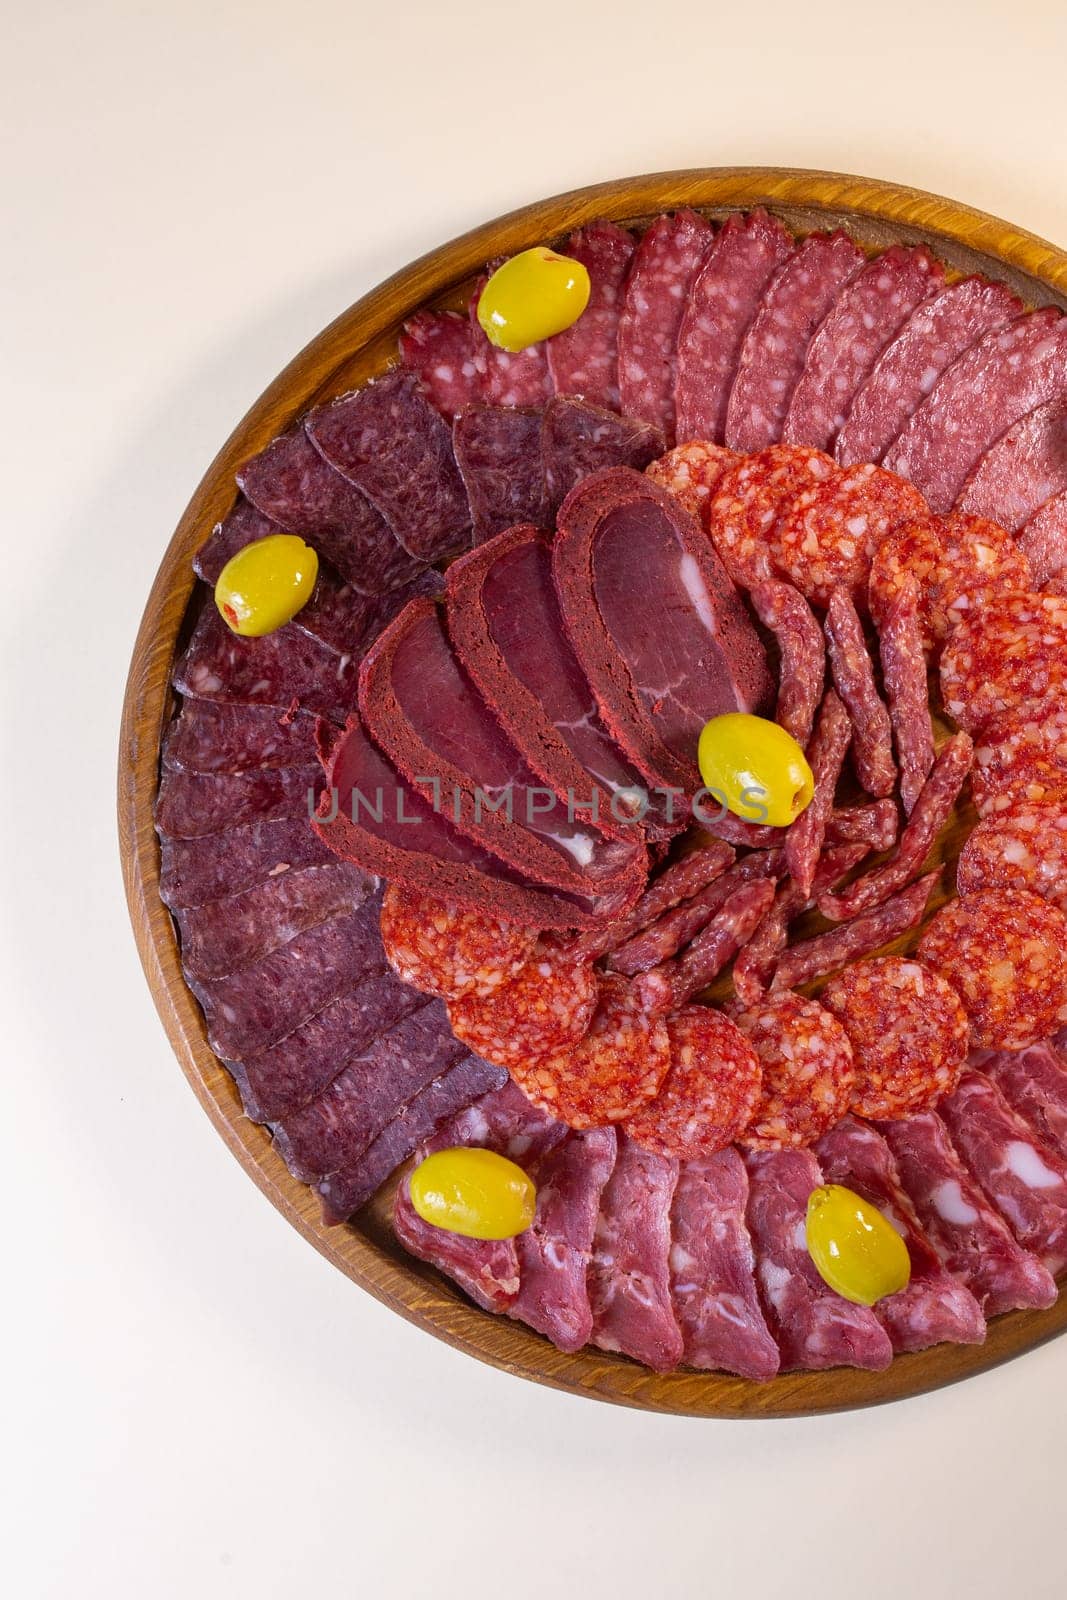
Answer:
xmin=307 ymin=370 xmax=471 ymax=561
xmin=985 ymin=1042 xmax=1067 ymax=1161
xmin=237 ymin=427 xmax=424 ymax=594
xmin=836 ymin=277 xmax=1023 ymax=467
xmin=775 ymin=462 xmax=930 ymax=608
xmin=541 ymin=395 xmax=663 ymax=516
xmin=159 ymin=815 xmax=334 ymax=910
xmin=644 ymin=441 xmax=740 ymax=525
xmin=939 ymin=591 xmax=1067 ymax=735
xmin=162 ymin=700 xmax=318 ymax=775
xmin=783 ymin=245 xmax=944 ymax=453
xmin=155 ymin=761 xmax=322 ymax=839
xmin=669 ymin=1149 xmax=781 ymax=1379
xmin=939 ymin=1068 xmax=1067 ymax=1275
xmin=452 ymin=405 xmax=547 ymax=545
xmin=877 ymin=1110 xmax=1057 ymax=1315
xmin=883 ymin=308 xmax=1067 ymax=512
xmin=546 ymin=219 xmax=636 ymax=410
xmin=743 ymin=1148 xmax=894 ymax=1372
xmin=588 ymin=1132 xmax=684 ymax=1371
xmin=824 ymin=588 xmax=896 ymax=797
xmin=726 ymin=231 xmax=864 ymax=453
xmin=876 ymin=573 xmax=936 ymax=814
xmin=956 ymin=394 xmax=1067 ymax=530
xmin=730 ymin=991 xmax=855 ymax=1149
xmin=173 ymin=603 xmax=359 ymax=720
xmin=193 ymin=498 xmax=278 ymax=586
xmin=468 ymin=271 xmax=553 ymax=408
xmin=399 ymin=308 xmax=486 ymax=417
xmin=675 ymin=210 xmax=795 ymax=445
xmin=749 ymin=580 xmax=825 ymax=747
xmin=957 ymin=802 xmax=1067 ymax=911
xmin=1019 ymin=492 xmax=1067 ymax=589
xmin=815 ymin=1117 xmax=985 ymax=1352
xmin=770 ymin=870 xmax=942 ymax=991
xmin=617 ymin=209 xmax=714 ymax=444
xmin=784 ymin=690 xmax=851 ymax=898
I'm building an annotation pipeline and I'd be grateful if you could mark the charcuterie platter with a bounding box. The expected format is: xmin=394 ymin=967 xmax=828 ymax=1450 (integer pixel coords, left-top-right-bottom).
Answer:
xmin=119 ymin=169 xmax=1067 ymax=1416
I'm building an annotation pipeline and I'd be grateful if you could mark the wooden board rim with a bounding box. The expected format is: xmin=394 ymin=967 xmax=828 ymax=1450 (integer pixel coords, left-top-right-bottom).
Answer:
xmin=119 ymin=167 xmax=1067 ymax=1418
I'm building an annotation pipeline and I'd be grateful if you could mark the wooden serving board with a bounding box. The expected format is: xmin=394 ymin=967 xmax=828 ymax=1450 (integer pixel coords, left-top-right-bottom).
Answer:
xmin=119 ymin=169 xmax=1067 ymax=1417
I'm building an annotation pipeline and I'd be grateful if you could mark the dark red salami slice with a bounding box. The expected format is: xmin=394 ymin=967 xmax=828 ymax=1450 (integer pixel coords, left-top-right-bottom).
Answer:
xmin=307 ymin=370 xmax=471 ymax=561
xmin=749 ymin=580 xmax=825 ymax=748
xmin=379 ymin=882 xmax=537 ymax=1000
xmin=175 ymin=860 xmax=370 ymax=980
xmin=824 ymin=588 xmax=896 ymax=797
xmin=636 ymin=878 xmax=776 ymax=1014
xmin=1019 ymin=492 xmax=1067 ymax=591
xmin=588 ymin=1132 xmax=684 ymax=1371
xmin=957 ymin=802 xmax=1067 ymax=911
xmin=836 ymin=277 xmax=1023 ymax=467
xmin=784 ymin=690 xmax=851 ymax=898
xmin=608 ymin=853 xmax=781 ymax=977
xmin=162 ymin=700 xmax=318 ymax=775
xmin=775 ymin=463 xmax=930 ymax=608
xmin=159 ymin=815 xmax=333 ymax=910
xmin=877 ymin=1110 xmax=1057 ymax=1315
xmin=939 ymin=591 xmax=1067 ymax=735
xmin=919 ymin=888 xmax=1067 ymax=1049
xmin=705 ymin=444 xmax=837 ymax=591
xmin=730 ymin=991 xmax=854 ymax=1148
xmin=770 ymin=869 xmax=942 ymax=991
xmin=541 ymin=395 xmax=663 ymax=516
xmin=668 ymin=1149 xmax=780 ymax=1379
xmin=876 ymin=573 xmax=935 ymax=814
xmin=617 ymin=209 xmax=714 ymax=444
xmin=986 ymin=1042 xmax=1067 ymax=1160
xmin=883 ymin=308 xmax=1067 ymax=512
xmin=783 ymin=245 xmax=944 ymax=453
xmin=155 ymin=761 xmax=322 ymax=839
xmin=173 ymin=602 xmax=359 ymax=720
xmin=452 ymin=405 xmax=547 ymax=545
xmin=469 ymin=271 xmax=553 ymax=408
xmin=193 ymin=497 xmax=278 ymax=586
xmin=726 ymin=231 xmax=864 ymax=453
xmin=956 ymin=394 xmax=1067 ymax=530
xmin=446 ymin=942 xmax=598 ymax=1070
xmin=815 ymin=1117 xmax=985 ymax=1352
xmin=624 ymin=1007 xmax=762 ymax=1159
xmin=307 ymin=566 xmax=445 ymax=661
xmin=399 ymin=308 xmax=486 ymax=417
xmin=546 ymin=220 xmax=636 ymax=410
xmin=644 ymin=441 xmax=740 ymax=525
xmin=674 ymin=211 xmax=794 ymax=445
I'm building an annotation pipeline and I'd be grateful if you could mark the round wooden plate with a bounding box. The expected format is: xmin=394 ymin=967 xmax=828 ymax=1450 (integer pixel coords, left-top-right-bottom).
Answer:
xmin=119 ymin=168 xmax=1067 ymax=1417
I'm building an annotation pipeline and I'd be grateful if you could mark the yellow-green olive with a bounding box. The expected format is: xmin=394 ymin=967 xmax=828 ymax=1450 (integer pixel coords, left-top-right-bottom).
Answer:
xmin=214 ymin=534 xmax=318 ymax=637
xmin=477 ymin=247 xmax=591 ymax=352
xmin=806 ymin=1184 xmax=912 ymax=1306
xmin=409 ymin=1147 xmax=537 ymax=1240
xmin=697 ymin=713 xmax=814 ymax=828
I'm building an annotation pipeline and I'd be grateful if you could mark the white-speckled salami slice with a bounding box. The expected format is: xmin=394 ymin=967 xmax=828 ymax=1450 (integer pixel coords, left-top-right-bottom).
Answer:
xmin=957 ymin=802 xmax=1067 ymax=911
xmin=546 ymin=220 xmax=636 ymax=410
xmin=399 ymin=308 xmax=486 ymax=417
xmin=939 ymin=590 xmax=1067 ymax=734
xmin=618 ymin=209 xmax=714 ymax=445
xmin=1019 ymin=491 xmax=1067 ymax=589
xmin=705 ymin=443 xmax=837 ymax=590
xmin=730 ymin=991 xmax=855 ymax=1149
xmin=956 ymin=393 xmax=1067 ymax=529
xmin=468 ymin=269 xmax=552 ymax=408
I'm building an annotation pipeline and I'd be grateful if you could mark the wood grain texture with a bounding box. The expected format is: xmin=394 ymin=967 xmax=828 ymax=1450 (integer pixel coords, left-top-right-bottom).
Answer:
xmin=119 ymin=168 xmax=1067 ymax=1418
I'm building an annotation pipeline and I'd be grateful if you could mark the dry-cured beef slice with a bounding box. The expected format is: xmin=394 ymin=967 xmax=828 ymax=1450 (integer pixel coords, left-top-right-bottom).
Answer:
xmin=644 ymin=441 xmax=740 ymax=525
xmin=837 ymin=277 xmax=1023 ymax=468
xmin=608 ymin=852 xmax=780 ymax=977
xmin=635 ymin=877 xmax=777 ymax=1015
xmin=617 ymin=209 xmax=714 ymax=444
xmin=188 ymin=895 xmax=387 ymax=1060
xmin=730 ymin=991 xmax=855 ymax=1149
xmin=985 ymin=1043 xmax=1067 ymax=1161
xmin=1019 ymin=492 xmax=1067 ymax=589
xmin=237 ymin=426 xmax=425 ymax=595
xmin=956 ymin=393 xmax=1067 ymax=530
xmin=877 ymin=1111 xmax=1057 ymax=1315
xmin=784 ymin=690 xmax=851 ymax=898
xmin=675 ymin=211 xmax=795 ymax=445
xmin=162 ymin=700 xmax=319 ymax=775
xmin=452 ymin=406 xmax=547 ymax=546
xmin=380 ymin=884 xmax=537 ymax=1000
xmin=155 ymin=762 xmax=322 ymax=839
xmin=941 ymin=591 xmax=1067 ymax=736
xmin=726 ymin=231 xmax=864 ymax=454
xmin=749 ymin=581 xmax=825 ymax=748
xmin=173 ymin=602 xmax=359 ymax=720
xmin=731 ymin=843 xmax=870 ymax=1008
xmin=783 ymin=245 xmax=944 ymax=453
xmin=743 ymin=1148 xmax=893 ymax=1372
xmin=668 ymin=1150 xmax=780 ymax=1379
xmin=883 ymin=308 xmax=1067 ymax=512
xmin=957 ymin=802 xmax=1067 ymax=910
xmin=567 ymin=840 xmax=735 ymax=962
xmin=624 ymin=1007 xmax=762 ymax=1159
xmin=939 ymin=1068 xmax=1067 ymax=1275
xmin=509 ymin=1127 xmax=618 ymax=1353
xmin=159 ymin=816 xmax=334 ymax=909
xmin=969 ymin=699 xmax=1067 ymax=819
xmin=588 ymin=1132 xmax=684 ymax=1371
xmin=194 ymin=498 xmax=279 ymax=586
xmin=469 ymin=270 xmax=553 ymax=408
xmin=705 ymin=445 xmax=837 ymax=592
xmin=399 ymin=308 xmax=486 ymax=417
xmin=876 ymin=573 xmax=935 ymax=815
xmin=175 ymin=860 xmax=371 ymax=981
xmin=307 ymin=370 xmax=471 ymax=562
xmin=541 ymin=395 xmax=664 ymax=516
xmin=547 ymin=219 xmax=636 ymax=410
xmin=394 ymin=1174 xmax=521 ymax=1313
xmin=814 ymin=1117 xmax=985 ymax=1352
xmin=554 ymin=467 xmax=774 ymax=795
xmin=824 ymin=588 xmax=896 ymax=797
xmin=359 ymin=596 xmax=647 ymax=909
xmin=770 ymin=869 xmax=941 ymax=991
xmin=775 ymin=462 xmax=930 ymax=608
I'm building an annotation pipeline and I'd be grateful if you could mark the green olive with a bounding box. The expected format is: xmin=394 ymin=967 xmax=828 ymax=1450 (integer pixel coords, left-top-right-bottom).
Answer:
xmin=409 ymin=1147 xmax=537 ymax=1239
xmin=477 ymin=247 xmax=591 ymax=352
xmin=214 ymin=534 xmax=318 ymax=636
xmin=806 ymin=1184 xmax=912 ymax=1306
xmin=697 ymin=713 xmax=814 ymax=828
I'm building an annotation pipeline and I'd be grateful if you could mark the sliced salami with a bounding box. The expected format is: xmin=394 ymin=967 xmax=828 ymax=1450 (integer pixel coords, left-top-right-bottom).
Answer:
xmin=730 ymin=991 xmax=855 ymax=1149
xmin=158 ymin=815 xmax=333 ymax=911
xmin=956 ymin=393 xmax=1067 ymax=530
xmin=155 ymin=762 xmax=322 ymax=839
xmin=173 ymin=601 xmax=360 ymax=721
xmin=635 ymin=878 xmax=776 ymax=1015
xmin=876 ymin=573 xmax=935 ymax=814
xmin=644 ymin=440 xmax=740 ymax=525
xmin=623 ymin=1006 xmax=762 ymax=1159
xmin=824 ymin=587 xmax=896 ymax=797
xmin=446 ymin=942 xmax=598 ymax=1070
xmin=379 ymin=883 xmax=538 ymax=1000
xmin=775 ymin=462 xmax=930 ymax=608
xmin=618 ymin=209 xmax=714 ymax=444
xmin=162 ymin=700 xmax=318 ymax=775
xmin=869 ymin=511 xmax=1030 ymax=652
xmin=588 ymin=1132 xmax=684 ymax=1371
xmin=770 ymin=869 xmax=942 ymax=991
xmin=970 ymin=704 xmax=1067 ymax=819
xmin=957 ymin=802 xmax=1067 ymax=911
xmin=705 ymin=444 xmax=837 ymax=591
xmin=939 ymin=591 xmax=1067 ymax=734
xmin=399 ymin=308 xmax=485 ymax=417
xmin=542 ymin=394 xmax=663 ymax=515
xmin=784 ymin=690 xmax=851 ymax=898
xmin=749 ymin=580 xmax=825 ymax=748
xmin=985 ymin=1042 xmax=1067 ymax=1161
xmin=1018 ymin=492 xmax=1067 ymax=590
xmin=452 ymin=405 xmax=547 ymax=545
xmin=546 ymin=219 xmax=636 ymax=410
xmin=469 ymin=272 xmax=553 ymax=407
xmin=193 ymin=497 xmax=279 ymax=586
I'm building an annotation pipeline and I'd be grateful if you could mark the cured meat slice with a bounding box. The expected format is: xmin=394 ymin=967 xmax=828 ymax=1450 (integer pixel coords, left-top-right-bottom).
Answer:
xmin=876 ymin=573 xmax=935 ymax=814
xmin=399 ymin=308 xmax=485 ymax=417
xmin=608 ymin=852 xmax=781 ymax=977
xmin=883 ymin=308 xmax=1067 ymax=512
xmin=985 ymin=1042 xmax=1067 ymax=1160
xmin=635 ymin=878 xmax=776 ymax=1015
xmin=824 ymin=588 xmax=896 ymax=797
xmin=588 ymin=1132 xmax=684 ymax=1371
xmin=731 ymin=843 xmax=870 ymax=1007
xmin=939 ymin=1068 xmax=1067 ymax=1274
xmin=669 ymin=1150 xmax=780 ymax=1378
xmin=452 ymin=406 xmax=547 ymax=546
xmin=553 ymin=467 xmax=774 ymax=794
xmin=446 ymin=943 xmax=598 ymax=1069
xmin=675 ymin=211 xmax=794 ymax=445
xmin=705 ymin=444 xmax=837 ymax=591
xmin=878 ymin=1111 xmax=1057 ymax=1315
xmin=644 ymin=440 xmax=740 ymax=524
xmin=162 ymin=700 xmax=318 ymax=775
xmin=775 ymin=462 xmax=930 ymax=608
xmin=541 ymin=395 xmax=663 ymax=516
xmin=836 ymin=277 xmax=1023 ymax=467
xmin=427 ymin=1077 xmax=569 ymax=1167
xmin=469 ymin=271 xmax=553 ymax=408
xmin=237 ymin=427 xmax=424 ymax=595
xmin=957 ymin=802 xmax=1067 ymax=911
xmin=194 ymin=498 xmax=279 ymax=586
xmin=155 ymin=762 xmax=322 ymax=839
xmin=957 ymin=394 xmax=1067 ymax=530
xmin=618 ymin=209 xmax=714 ymax=443
xmin=306 ymin=567 xmax=447 ymax=661
xmin=159 ymin=815 xmax=334 ymax=909
xmin=307 ymin=370 xmax=471 ymax=561
xmin=821 ymin=957 xmax=968 ymax=1119
xmin=568 ymin=840 xmax=735 ymax=963
xmin=173 ymin=602 xmax=360 ymax=720
xmin=940 ymin=591 xmax=1067 ymax=734
xmin=743 ymin=1148 xmax=893 ymax=1371
xmin=1019 ymin=492 xmax=1067 ymax=589
xmin=730 ymin=992 xmax=855 ymax=1148
xmin=784 ymin=690 xmax=851 ymax=898
xmin=749 ymin=581 xmax=825 ymax=747
xmin=379 ymin=883 xmax=537 ymax=1000
xmin=624 ymin=1007 xmax=762 ymax=1159
xmin=770 ymin=870 xmax=942 ymax=991
xmin=510 ymin=1127 xmax=617 ymax=1352
xmin=970 ymin=699 xmax=1067 ymax=820
xmin=918 ymin=889 xmax=1067 ymax=1050
xmin=726 ymin=231 xmax=864 ymax=453
xmin=783 ymin=245 xmax=944 ymax=453
xmin=814 ymin=1117 xmax=985 ymax=1352
xmin=868 ymin=513 xmax=1029 ymax=653
xmin=546 ymin=219 xmax=636 ymax=410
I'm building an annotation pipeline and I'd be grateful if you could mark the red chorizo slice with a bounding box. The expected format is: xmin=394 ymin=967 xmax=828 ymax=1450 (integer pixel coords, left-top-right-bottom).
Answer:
xmin=446 ymin=944 xmax=598 ymax=1068
xmin=624 ymin=1007 xmax=762 ymax=1159
xmin=957 ymin=802 xmax=1067 ymax=914
xmin=824 ymin=588 xmax=896 ymax=797
xmin=970 ymin=700 xmax=1067 ymax=819
xmin=939 ymin=591 xmax=1067 ymax=734
xmin=705 ymin=444 xmax=836 ymax=590
xmin=729 ymin=991 xmax=855 ymax=1148
xmin=380 ymin=884 xmax=538 ymax=999
xmin=775 ymin=463 xmax=931 ymax=608
xmin=644 ymin=440 xmax=740 ymax=524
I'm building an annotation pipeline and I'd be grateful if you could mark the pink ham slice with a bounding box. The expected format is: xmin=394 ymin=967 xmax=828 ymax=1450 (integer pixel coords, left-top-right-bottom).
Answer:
xmin=547 ymin=220 xmax=636 ymax=410
xmin=877 ymin=1112 xmax=1057 ymax=1315
xmin=836 ymin=277 xmax=1024 ymax=468
xmin=399 ymin=308 xmax=486 ymax=418
xmin=669 ymin=1150 xmax=780 ymax=1379
xmin=553 ymin=467 xmax=774 ymax=797
xmin=815 ymin=1117 xmax=986 ymax=1353
xmin=617 ymin=209 xmax=714 ymax=445
xmin=984 ymin=1042 xmax=1067 ymax=1160
xmin=725 ymin=231 xmax=864 ymax=454
xmin=588 ymin=1132 xmax=684 ymax=1371
xmin=743 ymin=1148 xmax=894 ymax=1371
xmin=674 ymin=210 xmax=795 ymax=445
xmin=956 ymin=394 xmax=1067 ymax=530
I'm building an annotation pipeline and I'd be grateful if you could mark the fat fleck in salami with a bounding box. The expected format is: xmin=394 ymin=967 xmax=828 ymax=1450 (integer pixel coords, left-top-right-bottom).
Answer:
xmin=775 ymin=462 xmax=930 ymax=608
xmin=446 ymin=943 xmax=599 ymax=1068
xmin=970 ymin=701 xmax=1067 ymax=818
xmin=956 ymin=393 xmax=1067 ymax=530
xmin=379 ymin=884 xmax=538 ymax=1000
xmin=607 ymin=852 xmax=782 ymax=977
xmin=957 ymin=803 xmax=1067 ymax=913
xmin=635 ymin=878 xmax=776 ymax=1014
xmin=1019 ymin=492 xmax=1067 ymax=590
xmin=824 ymin=588 xmax=896 ymax=797
xmin=770 ymin=869 xmax=942 ymax=991
xmin=469 ymin=271 xmax=553 ymax=408
xmin=731 ymin=843 xmax=870 ymax=1007
xmin=705 ymin=444 xmax=836 ymax=591
xmin=399 ymin=309 xmax=485 ymax=417
xmin=618 ymin=210 xmax=714 ymax=444
xmin=918 ymin=889 xmax=1067 ymax=1050
xmin=784 ymin=690 xmax=851 ymax=897
xmin=877 ymin=572 xmax=936 ymax=814
xmin=749 ymin=580 xmax=825 ymax=747
xmin=730 ymin=991 xmax=854 ymax=1148
xmin=939 ymin=592 xmax=1067 ymax=734
xmin=644 ymin=441 xmax=740 ymax=524
xmin=546 ymin=220 xmax=636 ymax=411
xmin=624 ymin=1006 xmax=762 ymax=1159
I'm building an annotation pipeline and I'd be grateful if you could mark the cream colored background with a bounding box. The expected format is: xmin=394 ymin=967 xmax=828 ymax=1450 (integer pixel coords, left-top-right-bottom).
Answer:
xmin=3 ymin=2 xmax=1064 ymax=1595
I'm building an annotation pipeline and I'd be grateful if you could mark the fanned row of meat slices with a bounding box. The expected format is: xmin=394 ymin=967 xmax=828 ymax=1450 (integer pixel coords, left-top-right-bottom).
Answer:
xmin=157 ymin=207 xmax=1067 ymax=1377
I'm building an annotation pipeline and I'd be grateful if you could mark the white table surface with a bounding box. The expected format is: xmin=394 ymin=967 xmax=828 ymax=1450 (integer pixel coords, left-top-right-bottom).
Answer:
xmin=4 ymin=3 xmax=1064 ymax=1595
